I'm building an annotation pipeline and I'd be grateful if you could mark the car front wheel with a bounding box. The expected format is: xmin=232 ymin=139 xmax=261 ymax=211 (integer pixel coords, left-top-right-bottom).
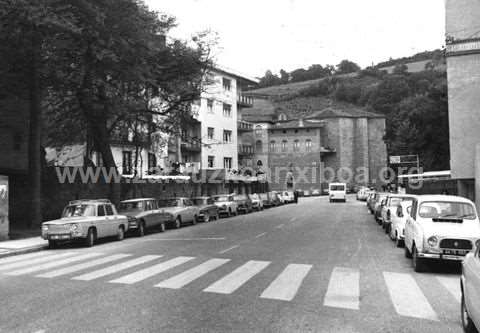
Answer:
xmin=203 ymin=213 xmax=210 ymax=223
xmin=174 ymin=217 xmax=181 ymax=229
xmin=137 ymin=221 xmax=145 ymax=237
xmin=48 ymin=240 xmax=58 ymax=249
xmin=412 ymin=246 xmax=426 ymax=272
xmin=85 ymin=228 xmax=95 ymax=247
xmin=116 ymin=226 xmax=125 ymax=241
xmin=462 ymin=292 xmax=479 ymax=333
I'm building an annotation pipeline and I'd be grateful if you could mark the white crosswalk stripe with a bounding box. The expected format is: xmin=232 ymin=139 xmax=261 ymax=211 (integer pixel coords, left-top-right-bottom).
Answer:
xmin=436 ymin=276 xmax=461 ymax=303
xmin=36 ymin=254 xmax=132 ymax=278
xmin=323 ymin=267 xmax=360 ymax=310
xmin=0 ymin=252 xmax=78 ymax=272
xmin=383 ymin=271 xmax=438 ymax=321
xmin=0 ymin=251 xmax=52 ymax=265
xmin=155 ymin=258 xmax=231 ymax=289
xmin=72 ymin=255 xmax=162 ymax=281
xmin=109 ymin=256 xmax=195 ymax=285
xmin=203 ymin=260 xmax=270 ymax=294
xmin=260 ymin=264 xmax=312 ymax=301
xmin=5 ymin=252 xmax=103 ymax=276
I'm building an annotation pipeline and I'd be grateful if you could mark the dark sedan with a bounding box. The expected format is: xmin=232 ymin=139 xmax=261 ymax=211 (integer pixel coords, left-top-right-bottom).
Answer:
xmin=193 ymin=197 xmax=219 ymax=222
xmin=233 ymin=194 xmax=253 ymax=214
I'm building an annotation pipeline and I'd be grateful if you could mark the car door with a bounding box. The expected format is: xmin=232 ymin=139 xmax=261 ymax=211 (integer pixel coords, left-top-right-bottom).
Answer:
xmin=405 ymin=200 xmax=417 ymax=250
xmin=182 ymin=199 xmax=192 ymax=222
xmin=96 ymin=205 xmax=108 ymax=238
xmin=104 ymin=204 xmax=118 ymax=236
xmin=143 ymin=200 xmax=153 ymax=227
xmin=465 ymin=247 xmax=480 ymax=322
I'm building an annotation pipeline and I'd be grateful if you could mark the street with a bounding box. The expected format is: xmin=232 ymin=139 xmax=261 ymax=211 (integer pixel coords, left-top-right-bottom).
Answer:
xmin=0 ymin=196 xmax=463 ymax=333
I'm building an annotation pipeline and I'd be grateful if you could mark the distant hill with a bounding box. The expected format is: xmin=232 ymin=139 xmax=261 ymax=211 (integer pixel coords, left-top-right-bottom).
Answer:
xmin=375 ymin=49 xmax=446 ymax=73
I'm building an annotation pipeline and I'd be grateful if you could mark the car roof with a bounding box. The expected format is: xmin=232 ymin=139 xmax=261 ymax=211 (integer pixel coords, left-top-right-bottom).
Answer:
xmin=159 ymin=197 xmax=186 ymax=200
xmin=68 ymin=199 xmax=111 ymax=205
xmin=387 ymin=194 xmax=416 ymax=199
xmin=416 ymin=194 xmax=474 ymax=204
xmin=192 ymin=196 xmax=210 ymax=199
xmin=329 ymin=183 xmax=346 ymax=185
xmin=120 ymin=198 xmax=155 ymax=203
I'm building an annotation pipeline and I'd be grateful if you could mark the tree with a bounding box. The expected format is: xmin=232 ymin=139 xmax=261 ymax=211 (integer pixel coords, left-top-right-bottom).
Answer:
xmin=258 ymin=70 xmax=281 ymax=87
xmin=336 ymin=59 xmax=361 ymax=74
xmin=279 ymin=69 xmax=289 ymax=84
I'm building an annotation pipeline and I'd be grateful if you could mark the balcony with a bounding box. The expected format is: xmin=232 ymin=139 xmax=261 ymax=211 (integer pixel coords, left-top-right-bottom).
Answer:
xmin=238 ymin=144 xmax=254 ymax=156
xmin=181 ymin=140 xmax=201 ymax=152
xmin=320 ymin=146 xmax=336 ymax=154
xmin=237 ymin=93 xmax=254 ymax=107
xmin=237 ymin=120 xmax=253 ymax=132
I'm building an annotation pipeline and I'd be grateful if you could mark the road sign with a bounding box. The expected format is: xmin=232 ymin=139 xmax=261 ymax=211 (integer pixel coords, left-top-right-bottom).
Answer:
xmin=389 ymin=156 xmax=401 ymax=164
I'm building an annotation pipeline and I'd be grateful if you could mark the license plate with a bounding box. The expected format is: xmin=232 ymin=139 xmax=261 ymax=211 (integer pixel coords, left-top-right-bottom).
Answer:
xmin=50 ymin=235 xmax=69 ymax=240
xmin=444 ymin=249 xmax=468 ymax=256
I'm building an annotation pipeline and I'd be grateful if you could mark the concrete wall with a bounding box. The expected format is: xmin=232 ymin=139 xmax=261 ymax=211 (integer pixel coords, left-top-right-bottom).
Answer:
xmin=367 ymin=118 xmax=388 ymax=186
xmin=446 ymin=0 xmax=480 ymax=40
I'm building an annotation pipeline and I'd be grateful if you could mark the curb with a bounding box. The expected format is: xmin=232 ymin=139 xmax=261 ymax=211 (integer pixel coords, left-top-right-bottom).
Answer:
xmin=0 ymin=244 xmax=47 ymax=259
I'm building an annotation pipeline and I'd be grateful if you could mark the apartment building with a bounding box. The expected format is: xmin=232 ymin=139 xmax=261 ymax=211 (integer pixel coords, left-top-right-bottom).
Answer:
xmin=445 ymin=0 xmax=480 ymax=206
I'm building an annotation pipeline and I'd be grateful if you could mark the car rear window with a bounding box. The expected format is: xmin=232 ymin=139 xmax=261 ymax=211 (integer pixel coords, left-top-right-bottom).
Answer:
xmin=158 ymin=199 xmax=179 ymax=207
xmin=330 ymin=185 xmax=345 ymax=191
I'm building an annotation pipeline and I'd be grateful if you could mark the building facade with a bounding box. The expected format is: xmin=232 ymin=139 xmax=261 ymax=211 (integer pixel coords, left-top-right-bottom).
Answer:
xmin=445 ymin=0 xmax=480 ymax=205
xmin=242 ymin=96 xmax=388 ymax=191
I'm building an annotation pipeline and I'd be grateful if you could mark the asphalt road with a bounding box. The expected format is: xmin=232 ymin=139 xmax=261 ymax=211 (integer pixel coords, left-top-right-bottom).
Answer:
xmin=0 ymin=195 xmax=464 ymax=333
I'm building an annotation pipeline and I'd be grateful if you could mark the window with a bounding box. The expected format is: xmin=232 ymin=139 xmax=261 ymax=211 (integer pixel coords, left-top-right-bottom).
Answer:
xmin=255 ymin=140 xmax=263 ymax=153
xmin=207 ymin=99 xmax=214 ymax=112
xmin=279 ymin=113 xmax=287 ymax=121
xmin=294 ymin=129 xmax=299 ymax=133
xmin=208 ymin=127 xmax=214 ymax=140
xmin=105 ymin=205 xmax=114 ymax=216
xmin=97 ymin=205 xmax=106 ymax=217
xmin=223 ymin=130 xmax=232 ymax=143
xmin=223 ymin=103 xmax=232 ymax=117
xmin=293 ymin=140 xmax=300 ymax=152
xmin=122 ymin=151 xmax=132 ymax=174
xmin=305 ymin=139 xmax=312 ymax=152
xmin=208 ymin=155 xmax=215 ymax=168
xmin=222 ymin=77 xmax=231 ymax=91
xmin=269 ymin=140 xmax=277 ymax=152
xmin=282 ymin=140 xmax=288 ymax=152
xmin=255 ymin=125 xmax=263 ymax=136
xmin=148 ymin=153 xmax=156 ymax=174
xmin=282 ymin=130 xmax=287 ymax=134
xmin=224 ymin=157 xmax=232 ymax=169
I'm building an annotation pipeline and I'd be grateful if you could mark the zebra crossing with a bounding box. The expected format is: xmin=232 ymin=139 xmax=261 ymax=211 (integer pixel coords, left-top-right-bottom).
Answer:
xmin=0 ymin=251 xmax=462 ymax=323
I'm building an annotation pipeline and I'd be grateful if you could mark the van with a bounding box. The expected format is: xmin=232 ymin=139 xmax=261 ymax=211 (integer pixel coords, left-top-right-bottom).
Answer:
xmin=329 ymin=183 xmax=347 ymax=203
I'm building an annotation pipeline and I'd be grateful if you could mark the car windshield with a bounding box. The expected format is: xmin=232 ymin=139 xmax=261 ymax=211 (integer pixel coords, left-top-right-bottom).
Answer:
xmin=418 ymin=201 xmax=477 ymax=219
xmin=158 ymin=199 xmax=179 ymax=207
xmin=62 ymin=204 xmax=95 ymax=217
xmin=119 ymin=201 xmax=143 ymax=211
xmin=214 ymin=196 xmax=229 ymax=202
xmin=193 ymin=198 xmax=206 ymax=205
xmin=330 ymin=185 xmax=345 ymax=191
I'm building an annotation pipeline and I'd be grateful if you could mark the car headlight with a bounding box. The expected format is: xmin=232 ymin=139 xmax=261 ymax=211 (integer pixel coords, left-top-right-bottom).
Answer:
xmin=41 ymin=225 xmax=49 ymax=231
xmin=427 ymin=236 xmax=438 ymax=247
xmin=70 ymin=223 xmax=79 ymax=231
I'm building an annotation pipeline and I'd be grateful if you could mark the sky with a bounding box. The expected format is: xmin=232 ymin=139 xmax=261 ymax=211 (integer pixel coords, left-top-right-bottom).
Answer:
xmin=144 ymin=0 xmax=446 ymax=79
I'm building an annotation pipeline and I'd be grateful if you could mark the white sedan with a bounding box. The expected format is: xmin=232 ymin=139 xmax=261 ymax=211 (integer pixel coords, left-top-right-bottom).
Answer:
xmin=388 ymin=200 xmax=413 ymax=247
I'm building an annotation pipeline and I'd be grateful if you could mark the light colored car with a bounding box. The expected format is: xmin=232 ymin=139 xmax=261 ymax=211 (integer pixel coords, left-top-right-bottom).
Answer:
xmin=280 ymin=191 xmax=294 ymax=203
xmin=303 ymin=190 xmax=311 ymax=197
xmin=41 ymin=199 xmax=128 ymax=248
xmin=233 ymin=194 xmax=253 ymax=214
xmin=404 ymin=195 xmax=480 ymax=272
xmin=329 ymin=183 xmax=346 ymax=202
xmin=248 ymin=193 xmax=264 ymax=211
xmin=213 ymin=194 xmax=238 ymax=217
xmin=356 ymin=187 xmax=370 ymax=201
xmin=311 ymin=189 xmax=321 ymax=196
xmin=157 ymin=197 xmax=200 ymax=228
xmin=373 ymin=193 xmax=389 ymax=223
xmin=461 ymin=246 xmax=480 ymax=333
xmin=380 ymin=194 xmax=416 ymax=234
xmin=118 ymin=198 xmax=165 ymax=236
xmin=389 ymin=200 xmax=413 ymax=247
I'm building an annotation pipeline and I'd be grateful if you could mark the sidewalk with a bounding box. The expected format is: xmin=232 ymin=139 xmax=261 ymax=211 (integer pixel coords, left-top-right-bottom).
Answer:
xmin=0 ymin=237 xmax=48 ymax=258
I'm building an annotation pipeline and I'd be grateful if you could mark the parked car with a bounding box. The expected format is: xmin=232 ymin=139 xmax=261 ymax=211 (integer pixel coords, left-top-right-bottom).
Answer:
xmin=311 ymin=189 xmax=321 ymax=196
xmin=233 ymin=194 xmax=253 ymax=214
xmin=356 ymin=187 xmax=370 ymax=201
xmin=248 ymin=193 xmax=264 ymax=211
xmin=268 ymin=191 xmax=282 ymax=206
xmin=193 ymin=197 xmax=219 ymax=222
xmin=280 ymin=191 xmax=294 ymax=203
xmin=303 ymin=190 xmax=311 ymax=197
xmin=259 ymin=193 xmax=273 ymax=208
xmin=373 ymin=193 xmax=389 ymax=223
xmin=118 ymin=198 xmax=165 ymax=236
xmin=389 ymin=200 xmax=413 ymax=247
xmin=366 ymin=192 xmax=377 ymax=213
xmin=157 ymin=197 xmax=200 ymax=228
xmin=380 ymin=194 xmax=416 ymax=233
xmin=404 ymin=195 xmax=480 ymax=272
xmin=329 ymin=183 xmax=347 ymax=202
xmin=212 ymin=194 xmax=238 ymax=217
xmin=41 ymin=199 xmax=128 ymax=248
xmin=461 ymin=246 xmax=480 ymax=333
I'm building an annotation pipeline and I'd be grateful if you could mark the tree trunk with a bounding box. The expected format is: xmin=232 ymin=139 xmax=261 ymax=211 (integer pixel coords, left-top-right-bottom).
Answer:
xmin=28 ymin=37 xmax=42 ymax=228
